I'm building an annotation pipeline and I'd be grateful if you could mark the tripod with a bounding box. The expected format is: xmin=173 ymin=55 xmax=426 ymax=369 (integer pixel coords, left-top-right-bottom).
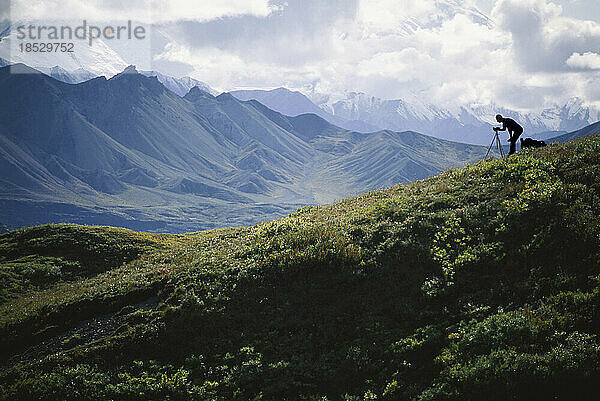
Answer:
xmin=485 ymin=129 xmax=504 ymax=158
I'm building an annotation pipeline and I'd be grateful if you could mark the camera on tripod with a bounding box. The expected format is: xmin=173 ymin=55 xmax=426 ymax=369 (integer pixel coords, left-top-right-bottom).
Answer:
xmin=486 ymin=127 xmax=504 ymax=158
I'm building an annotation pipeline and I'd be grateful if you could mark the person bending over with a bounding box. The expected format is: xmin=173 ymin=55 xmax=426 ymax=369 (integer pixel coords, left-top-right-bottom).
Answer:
xmin=494 ymin=114 xmax=523 ymax=155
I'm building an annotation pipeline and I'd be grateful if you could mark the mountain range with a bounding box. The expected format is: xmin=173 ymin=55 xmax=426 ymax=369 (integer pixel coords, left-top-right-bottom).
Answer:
xmin=231 ymin=88 xmax=378 ymax=133
xmin=139 ymin=70 xmax=217 ymax=97
xmin=0 ymin=63 xmax=489 ymax=233
xmin=2 ymin=43 xmax=596 ymax=148
xmin=2 ymin=14 xmax=598 ymax=147
xmin=232 ymin=88 xmax=600 ymax=145
xmin=0 ymin=58 xmax=216 ymax=98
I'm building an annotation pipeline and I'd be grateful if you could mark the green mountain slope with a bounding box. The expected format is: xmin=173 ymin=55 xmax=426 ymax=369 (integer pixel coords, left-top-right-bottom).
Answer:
xmin=1 ymin=135 xmax=600 ymax=400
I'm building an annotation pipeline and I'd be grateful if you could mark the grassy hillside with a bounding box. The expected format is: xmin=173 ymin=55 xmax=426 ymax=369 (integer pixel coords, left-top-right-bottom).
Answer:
xmin=1 ymin=135 xmax=600 ymax=400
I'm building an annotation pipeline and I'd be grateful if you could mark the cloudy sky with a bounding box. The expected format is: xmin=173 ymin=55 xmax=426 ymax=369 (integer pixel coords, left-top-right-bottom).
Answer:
xmin=3 ymin=0 xmax=600 ymax=110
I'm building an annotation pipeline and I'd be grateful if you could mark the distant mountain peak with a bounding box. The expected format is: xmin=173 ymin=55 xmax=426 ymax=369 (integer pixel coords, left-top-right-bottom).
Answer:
xmin=184 ymin=86 xmax=215 ymax=101
xmin=216 ymin=92 xmax=237 ymax=102
xmin=0 ymin=63 xmax=41 ymax=75
xmin=120 ymin=65 xmax=139 ymax=75
xmin=108 ymin=65 xmax=143 ymax=84
xmin=272 ymin=87 xmax=300 ymax=95
xmin=49 ymin=65 xmax=69 ymax=73
xmin=138 ymin=70 xmax=217 ymax=97
xmin=109 ymin=66 xmax=140 ymax=82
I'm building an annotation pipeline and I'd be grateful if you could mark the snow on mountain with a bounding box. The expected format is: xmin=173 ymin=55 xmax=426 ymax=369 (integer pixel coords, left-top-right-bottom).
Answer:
xmin=325 ymin=91 xmax=451 ymax=124
xmin=35 ymin=65 xmax=96 ymax=84
xmin=311 ymin=91 xmax=485 ymax=144
xmin=359 ymin=0 xmax=494 ymax=36
xmin=0 ymin=20 xmax=161 ymax=77
xmin=312 ymin=91 xmax=600 ymax=145
xmin=539 ymin=98 xmax=600 ymax=132
xmin=0 ymin=50 xmax=216 ymax=97
xmin=140 ymin=70 xmax=217 ymax=97
xmin=0 ymin=22 xmax=129 ymax=76
xmin=231 ymin=85 xmax=599 ymax=145
xmin=230 ymin=88 xmax=378 ymax=133
xmin=0 ymin=20 xmax=213 ymax=96
xmin=466 ymin=99 xmax=600 ymax=135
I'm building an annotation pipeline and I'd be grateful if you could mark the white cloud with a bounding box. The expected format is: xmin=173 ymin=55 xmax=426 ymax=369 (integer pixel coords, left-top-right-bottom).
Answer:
xmin=9 ymin=0 xmax=278 ymax=24
xmin=146 ymin=0 xmax=600 ymax=108
xmin=8 ymin=0 xmax=600 ymax=109
xmin=582 ymin=72 xmax=600 ymax=107
xmin=566 ymin=52 xmax=600 ymax=70
xmin=358 ymin=0 xmax=439 ymax=34
xmin=356 ymin=48 xmax=435 ymax=80
xmin=152 ymin=0 xmax=280 ymax=23
xmin=344 ymin=6 xmax=512 ymax=105
xmin=156 ymin=42 xmax=319 ymax=92
xmin=492 ymin=0 xmax=600 ymax=72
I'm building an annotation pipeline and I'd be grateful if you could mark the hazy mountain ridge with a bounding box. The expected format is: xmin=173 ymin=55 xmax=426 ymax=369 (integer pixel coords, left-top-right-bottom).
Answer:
xmin=3 ymin=46 xmax=594 ymax=146
xmin=233 ymin=87 xmax=599 ymax=145
xmin=0 ymin=58 xmax=217 ymax=96
xmin=231 ymin=88 xmax=378 ymax=133
xmin=140 ymin=70 xmax=218 ymax=97
xmin=548 ymin=121 xmax=600 ymax=143
xmin=319 ymin=92 xmax=600 ymax=144
xmin=0 ymin=64 xmax=488 ymax=232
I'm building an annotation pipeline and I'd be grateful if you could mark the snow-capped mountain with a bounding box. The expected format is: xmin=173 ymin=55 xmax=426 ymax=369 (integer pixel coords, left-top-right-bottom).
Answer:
xmin=0 ymin=22 xmax=129 ymax=76
xmin=463 ymin=99 xmax=600 ymax=140
xmin=537 ymin=98 xmax=600 ymax=133
xmin=231 ymin=88 xmax=378 ymax=132
xmin=0 ymin=20 xmax=167 ymax=77
xmin=311 ymin=91 xmax=599 ymax=145
xmin=0 ymin=19 xmax=213 ymax=96
xmin=140 ymin=70 xmax=217 ymax=97
xmin=0 ymin=56 xmax=216 ymax=97
xmin=35 ymin=65 xmax=97 ymax=84
xmin=322 ymin=92 xmax=470 ymax=142
xmin=231 ymin=87 xmax=599 ymax=145
xmin=464 ymin=101 xmax=596 ymax=133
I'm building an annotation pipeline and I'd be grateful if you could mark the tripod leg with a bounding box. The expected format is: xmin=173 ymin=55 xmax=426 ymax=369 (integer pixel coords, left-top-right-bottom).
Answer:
xmin=486 ymin=137 xmax=495 ymax=158
xmin=496 ymin=134 xmax=504 ymax=157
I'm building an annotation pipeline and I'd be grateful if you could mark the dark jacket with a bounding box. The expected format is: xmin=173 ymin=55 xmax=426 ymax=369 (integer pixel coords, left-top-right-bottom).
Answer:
xmin=501 ymin=118 xmax=523 ymax=135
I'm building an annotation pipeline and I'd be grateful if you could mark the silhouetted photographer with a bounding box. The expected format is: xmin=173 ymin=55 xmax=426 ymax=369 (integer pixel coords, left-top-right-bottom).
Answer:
xmin=494 ymin=114 xmax=523 ymax=155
